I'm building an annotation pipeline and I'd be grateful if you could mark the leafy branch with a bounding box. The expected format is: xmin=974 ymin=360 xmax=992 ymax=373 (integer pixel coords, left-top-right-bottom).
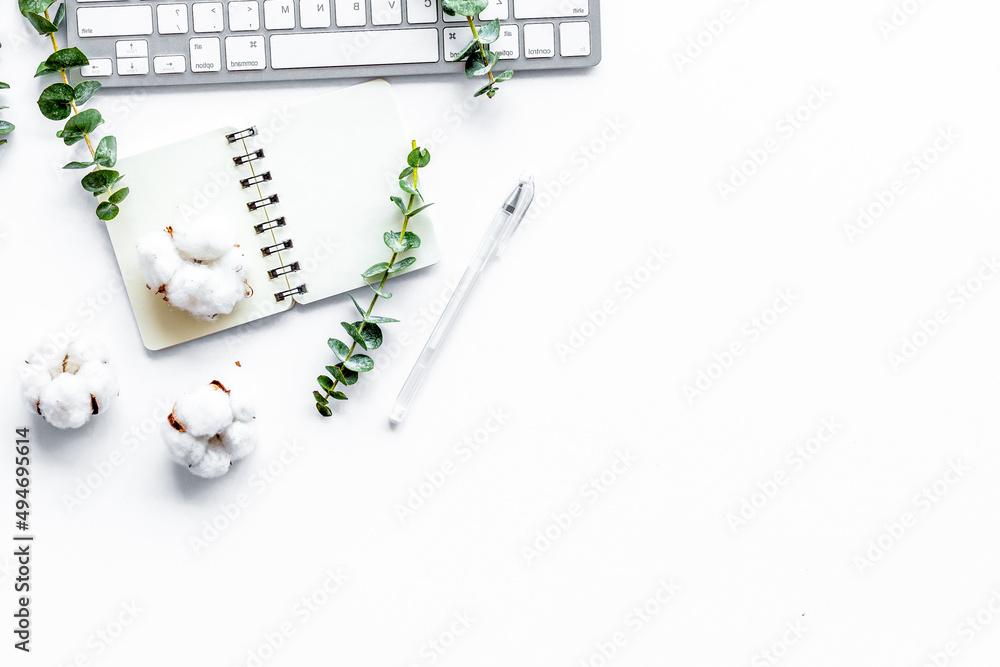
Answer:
xmin=313 ymin=141 xmax=432 ymax=416
xmin=442 ymin=0 xmax=513 ymax=99
xmin=0 ymin=42 xmax=12 ymax=145
xmin=19 ymin=0 xmax=129 ymax=220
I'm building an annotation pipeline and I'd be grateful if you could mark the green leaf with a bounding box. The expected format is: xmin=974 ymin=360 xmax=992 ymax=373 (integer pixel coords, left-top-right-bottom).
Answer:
xmin=390 ymin=195 xmax=407 ymax=216
xmin=329 ymin=391 xmax=348 ymax=401
xmin=365 ymin=315 xmax=399 ymax=324
xmin=399 ymin=166 xmax=413 ymax=180
xmin=24 ymin=11 xmax=58 ymax=35
xmin=367 ymin=282 xmax=392 ymax=299
xmin=73 ymin=80 xmax=101 ymax=105
xmin=96 ymin=201 xmax=119 ymax=220
xmin=35 ymin=61 xmax=57 ymax=77
xmin=478 ymin=19 xmax=500 ymax=43
xmin=81 ymin=168 xmax=121 ymax=193
xmin=109 ymin=187 xmax=129 ymax=204
xmin=398 ymin=178 xmax=421 ymax=198
xmin=454 ymin=39 xmax=479 ymax=62
xmin=387 ymin=257 xmax=417 ymax=274
xmin=349 ymin=321 xmax=383 ymax=350
xmin=94 ymin=135 xmax=117 ymax=168
xmin=64 ymin=160 xmax=95 ymax=169
xmin=384 ymin=231 xmax=421 ymax=252
xmin=53 ymin=2 xmax=66 ymax=27
xmin=474 ymin=81 xmax=495 ymax=98
xmin=317 ymin=375 xmax=334 ymax=392
xmin=341 ymin=321 xmax=369 ymax=350
xmin=465 ymin=48 xmax=498 ymax=78
xmin=0 ymin=121 xmax=13 ymax=135
xmin=362 ymin=262 xmax=390 ymax=279
xmin=407 ymin=147 xmax=431 ymax=168
xmin=0 ymin=83 xmax=8 ymax=90
xmin=37 ymin=82 xmax=74 ymax=120
xmin=328 ymin=338 xmax=350 ymax=362
xmin=494 ymin=69 xmax=513 ymax=82
xmin=349 ymin=293 xmax=367 ymax=318
xmin=406 ymin=202 xmax=434 ymax=217
xmin=343 ymin=354 xmax=374 ymax=373
xmin=18 ymin=0 xmax=55 ymax=15
xmin=328 ymin=365 xmax=358 ymax=386
xmin=59 ymin=108 xmax=103 ymax=145
xmin=313 ymin=391 xmax=328 ymax=405
xmin=441 ymin=0 xmax=488 ymax=16
xmin=316 ymin=402 xmax=332 ymax=417
xmin=44 ymin=47 xmax=90 ymax=72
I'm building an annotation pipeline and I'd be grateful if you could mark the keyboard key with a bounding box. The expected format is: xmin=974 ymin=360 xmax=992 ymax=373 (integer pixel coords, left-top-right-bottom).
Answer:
xmin=228 ymin=1 xmax=260 ymax=31
xmin=559 ymin=21 xmax=589 ymax=57
xmin=405 ymin=0 xmax=435 ymax=24
xmin=80 ymin=58 xmax=113 ymax=76
xmin=480 ymin=0 xmax=508 ymax=20
xmin=300 ymin=0 xmax=331 ymax=28
xmin=371 ymin=0 xmax=402 ymax=25
xmin=443 ymin=8 xmax=465 ymax=22
xmin=442 ymin=26 xmax=473 ymax=61
xmin=493 ymin=23 xmax=518 ymax=59
xmin=226 ymin=35 xmax=266 ymax=69
xmin=514 ymin=0 xmax=587 ymax=19
xmin=157 ymin=4 xmax=189 ymax=34
xmin=334 ymin=0 xmax=365 ymax=26
xmin=192 ymin=3 xmax=224 ymax=32
xmin=117 ymin=57 xmax=149 ymax=75
xmin=523 ymin=22 xmax=553 ymax=58
xmin=77 ymin=6 xmax=153 ymax=37
xmin=115 ymin=39 xmax=148 ymax=57
xmin=270 ymin=28 xmax=438 ymax=68
xmin=264 ymin=0 xmax=295 ymax=28
xmin=190 ymin=36 xmax=222 ymax=71
xmin=153 ymin=55 xmax=187 ymax=73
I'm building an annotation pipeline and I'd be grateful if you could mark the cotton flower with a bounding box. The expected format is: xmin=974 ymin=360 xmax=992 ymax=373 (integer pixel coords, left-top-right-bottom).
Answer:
xmin=163 ymin=381 xmax=257 ymax=478
xmin=136 ymin=219 xmax=248 ymax=321
xmin=21 ymin=338 xmax=118 ymax=429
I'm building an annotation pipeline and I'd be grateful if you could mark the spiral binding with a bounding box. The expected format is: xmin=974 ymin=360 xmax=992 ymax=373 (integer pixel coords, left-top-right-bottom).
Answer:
xmin=227 ymin=126 xmax=305 ymax=303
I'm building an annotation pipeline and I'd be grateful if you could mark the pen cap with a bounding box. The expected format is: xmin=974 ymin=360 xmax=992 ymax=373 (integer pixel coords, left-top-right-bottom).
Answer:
xmin=495 ymin=174 xmax=535 ymax=258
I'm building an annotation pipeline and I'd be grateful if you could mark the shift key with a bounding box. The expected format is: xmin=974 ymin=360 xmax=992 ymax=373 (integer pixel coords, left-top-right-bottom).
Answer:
xmin=77 ymin=6 xmax=153 ymax=37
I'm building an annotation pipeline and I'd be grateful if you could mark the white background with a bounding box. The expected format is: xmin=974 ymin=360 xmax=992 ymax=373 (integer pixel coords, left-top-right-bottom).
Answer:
xmin=2 ymin=1 xmax=1000 ymax=665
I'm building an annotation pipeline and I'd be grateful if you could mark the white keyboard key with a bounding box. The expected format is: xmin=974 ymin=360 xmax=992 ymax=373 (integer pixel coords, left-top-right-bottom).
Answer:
xmin=480 ymin=0 xmax=508 ymax=20
xmin=117 ymin=57 xmax=149 ymax=75
xmin=153 ymin=55 xmax=186 ymax=73
xmin=442 ymin=25 xmax=473 ymax=61
xmin=405 ymin=0 xmax=435 ymax=24
xmin=157 ymin=4 xmax=189 ymax=34
xmin=264 ymin=0 xmax=295 ymax=29
xmin=270 ymin=28 xmax=438 ymax=68
xmin=335 ymin=0 xmax=365 ymax=26
xmin=371 ymin=0 xmax=402 ymax=25
xmin=77 ymin=6 xmax=153 ymax=37
xmin=523 ymin=22 xmax=553 ymax=58
xmin=514 ymin=0 xmax=587 ymax=19
xmin=190 ymin=36 xmax=222 ymax=71
xmin=192 ymin=3 xmax=224 ymax=32
xmin=80 ymin=58 xmax=113 ymax=76
xmin=226 ymin=35 xmax=266 ymax=69
xmin=299 ymin=0 xmax=331 ymax=28
xmin=115 ymin=39 xmax=147 ymax=57
xmin=493 ymin=23 xmax=518 ymax=59
xmin=228 ymin=1 xmax=260 ymax=31
xmin=559 ymin=21 xmax=589 ymax=57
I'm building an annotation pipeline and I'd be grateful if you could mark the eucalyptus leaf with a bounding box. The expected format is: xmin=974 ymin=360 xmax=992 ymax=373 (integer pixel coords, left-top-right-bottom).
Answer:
xmin=341 ymin=321 xmax=369 ymax=350
xmin=465 ymin=49 xmax=498 ymax=78
xmin=474 ymin=81 xmax=495 ymax=97
xmin=441 ymin=0 xmax=488 ymax=16
xmin=398 ymin=178 xmax=420 ymax=197
xmin=37 ymin=82 xmax=74 ymax=120
xmin=329 ymin=391 xmax=348 ymax=401
xmin=390 ymin=195 xmax=407 ymax=216
xmin=313 ymin=391 xmax=328 ymax=405
xmin=328 ymin=338 xmax=350 ymax=362
xmin=406 ymin=147 xmax=431 ymax=168
xmin=399 ymin=166 xmax=413 ymax=180
xmin=367 ymin=282 xmax=392 ymax=299
xmin=0 ymin=121 xmax=13 ymax=135
xmin=454 ymin=39 xmax=479 ymax=62
xmin=81 ymin=168 xmax=121 ymax=193
xmin=349 ymin=293 xmax=367 ymax=317
xmin=494 ymin=69 xmax=513 ymax=82
xmin=53 ymin=2 xmax=66 ymax=27
xmin=73 ymin=80 xmax=101 ymax=105
xmin=23 ymin=11 xmax=57 ymax=34
xmin=383 ymin=231 xmax=421 ymax=252
xmin=96 ymin=201 xmax=119 ymax=220
xmin=350 ymin=321 xmax=383 ymax=350
xmin=18 ymin=0 xmax=55 ymax=15
xmin=343 ymin=354 xmax=374 ymax=373
xmin=109 ymin=187 xmax=129 ymax=204
xmin=406 ymin=202 xmax=434 ymax=217
xmin=63 ymin=161 xmax=94 ymax=169
xmin=317 ymin=375 xmax=334 ymax=392
xmin=94 ymin=135 xmax=116 ymax=168
xmin=387 ymin=257 xmax=417 ymax=274
xmin=362 ymin=262 xmax=389 ymax=279
xmin=478 ymin=19 xmax=500 ymax=43
xmin=0 ymin=83 xmax=8 ymax=90
xmin=44 ymin=47 xmax=89 ymax=72
xmin=59 ymin=108 xmax=103 ymax=145
xmin=327 ymin=365 xmax=349 ymax=385
xmin=365 ymin=315 xmax=399 ymax=324
xmin=316 ymin=403 xmax=332 ymax=417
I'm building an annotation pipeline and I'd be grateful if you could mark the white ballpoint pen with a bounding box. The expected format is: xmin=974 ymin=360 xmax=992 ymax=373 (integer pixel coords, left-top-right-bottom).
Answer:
xmin=389 ymin=173 xmax=535 ymax=425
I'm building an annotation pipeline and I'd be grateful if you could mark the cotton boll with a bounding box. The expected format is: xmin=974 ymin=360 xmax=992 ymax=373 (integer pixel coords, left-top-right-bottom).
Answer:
xmin=165 ymin=262 xmax=245 ymax=320
xmin=221 ymin=421 xmax=256 ymax=462
xmin=67 ymin=339 xmax=111 ymax=366
xmin=136 ymin=230 xmax=183 ymax=292
xmin=171 ymin=219 xmax=233 ymax=262
xmin=229 ymin=390 xmax=256 ymax=423
xmin=188 ymin=440 xmax=232 ymax=479
xmin=38 ymin=373 xmax=94 ymax=429
xmin=170 ymin=384 xmax=233 ymax=438
xmin=21 ymin=363 xmax=51 ymax=412
xmin=162 ymin=427 xmax=208 ymax=466
xmin=75 ymin=362 xmax=119 ymax=415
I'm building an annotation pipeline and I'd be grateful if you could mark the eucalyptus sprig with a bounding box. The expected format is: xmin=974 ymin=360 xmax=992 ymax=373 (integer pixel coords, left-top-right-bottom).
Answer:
xmin=19 ymin=0 xmax=129 ymax=220
xmin=0 ymin=42 xmax=13 ymax=146
xmin=441 ymin=0 xmax=513 ymax=99
xmin=313 ymin=142 xmax=432 ymax=416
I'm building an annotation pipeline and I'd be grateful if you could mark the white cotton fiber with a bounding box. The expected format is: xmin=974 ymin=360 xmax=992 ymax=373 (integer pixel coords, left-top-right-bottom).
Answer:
xmin=163 ymin=381 xmax=258 ymax=479
xmin=21 ymin=337 xmax=118 ymax=429
xmin=170 ymin=219 xmax=233 ymax=262
xmin=136 ymin=230 xmax=183 ymax=292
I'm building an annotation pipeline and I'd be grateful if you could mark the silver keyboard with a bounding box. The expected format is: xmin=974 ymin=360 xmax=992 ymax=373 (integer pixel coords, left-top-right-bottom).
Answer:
xmin=66 ymin=0 xmax=601 ymax=87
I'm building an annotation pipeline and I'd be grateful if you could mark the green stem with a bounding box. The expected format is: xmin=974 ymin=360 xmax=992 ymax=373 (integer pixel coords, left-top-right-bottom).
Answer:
xmin=466 ymin=15 xmax=496 ymax=86
xmin=44 ymin=8 xmax=97 ymax=161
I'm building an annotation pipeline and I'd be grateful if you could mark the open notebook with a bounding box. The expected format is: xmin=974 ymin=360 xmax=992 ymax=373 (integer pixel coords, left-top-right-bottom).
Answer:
xmin=106 ymin=80 xmax=439 ymax=350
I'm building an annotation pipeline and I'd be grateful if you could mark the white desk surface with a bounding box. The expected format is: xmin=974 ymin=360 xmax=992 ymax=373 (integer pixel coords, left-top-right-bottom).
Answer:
xmin=2 ymin=2 xmax=1000 ymax=665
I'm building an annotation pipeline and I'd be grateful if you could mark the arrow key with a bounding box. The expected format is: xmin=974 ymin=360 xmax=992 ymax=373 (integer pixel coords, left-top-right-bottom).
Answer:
xmin=153 ymin=55 xmax=187 ymax=73
xmin=115 ymin=39 xmax=148 ymax=57
xmin=117 ymin=57 xmax=150 ymax=75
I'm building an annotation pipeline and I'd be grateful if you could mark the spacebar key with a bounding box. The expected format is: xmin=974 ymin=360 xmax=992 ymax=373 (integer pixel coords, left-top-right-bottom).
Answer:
xmin=270 ymin=29 xmax=439 ymax=69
